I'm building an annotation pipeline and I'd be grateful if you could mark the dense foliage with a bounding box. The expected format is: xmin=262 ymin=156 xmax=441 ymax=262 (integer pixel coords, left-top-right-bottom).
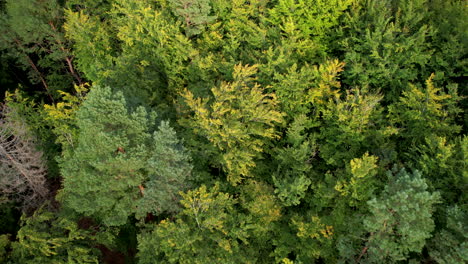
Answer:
xmin=0 ymin=0 xmax=466 ymax=263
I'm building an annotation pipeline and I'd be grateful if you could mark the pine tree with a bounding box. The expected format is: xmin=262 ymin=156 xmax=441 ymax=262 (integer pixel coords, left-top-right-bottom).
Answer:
xmin=427 ymin=205 xmax=468 ymax=264
xmin=60 ymin=86 xmax=191 ymax=226
xmin=362 ymin=168 xmax=440 ymax=262
xmin=135 ymin=121 xmax=193 ymax=219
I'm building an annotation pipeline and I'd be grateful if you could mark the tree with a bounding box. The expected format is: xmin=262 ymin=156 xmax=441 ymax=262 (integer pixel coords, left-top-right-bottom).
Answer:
xmin=413 ymin=135 xmax=467 ymax=203
xmin=426 ymin=0 xmax=468 ymax=85
xmin=181 ymin=64 xmax=284 ymax=185
xmin=60 ymin=86 xmax=192 ymax=226
xmin=268 ymin=0 xmax=354 ymax=62
xmin=388 ymin=74 xmax=462 ymax=147
xmin=137 ymin=184 xmax=253 ymax=264
xmin=427 ymin=205 xmax=468 ymax=264
xmin=271 ymin=59 xmax=344 ymax=118
xmin=0 ymin=234 xmax=10 ymax=263
xmin=0 ymin=104 xmax=48 ymax=212
xmin=334 ymin=152 xmax=378 ymax=207
xmin=168 ymin=0 xmax=216 ymax=37
xmin=64 ymin=0 xmax=192 ymax=109
xmin=9 ymin=204 xmax=100 ymax=264
xmin=338 ymin=0 xmax=433 ymax=103
xmin=135 ymin=121 xmax=193 ymax=219
xmin=43 ymin=84 xmax=88 ymax=160
xmin=362 ymin=168 xmax=440 ymax=262
xmin=317 ymin=87 xmax=392 ymax=167
xmin=272 ymin=115 xmax=314 ymax=206
xmin=0 ymin=0 xmax=82 ymax=99
xmin=272 ymin=210 xmax=334 ymax=263
xmin=138 ymin=180 xmax=281 ymax=263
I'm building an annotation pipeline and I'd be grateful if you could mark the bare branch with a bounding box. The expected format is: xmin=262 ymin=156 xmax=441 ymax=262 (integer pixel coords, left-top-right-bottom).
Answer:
xmin=0 ymin=105 xmax=48 ymax=212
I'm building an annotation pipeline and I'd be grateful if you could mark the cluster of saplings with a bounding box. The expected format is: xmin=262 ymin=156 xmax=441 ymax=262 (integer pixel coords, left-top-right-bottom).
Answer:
xmin=0 ymin=0 xmax=466 ymax=263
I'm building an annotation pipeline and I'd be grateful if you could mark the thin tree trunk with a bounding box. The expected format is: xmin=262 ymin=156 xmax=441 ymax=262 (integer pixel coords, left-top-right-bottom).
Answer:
xmin=48 ymin=21 xmax=83 ymax=86
xmin=13 ymin=38 xmax=53 ymax=102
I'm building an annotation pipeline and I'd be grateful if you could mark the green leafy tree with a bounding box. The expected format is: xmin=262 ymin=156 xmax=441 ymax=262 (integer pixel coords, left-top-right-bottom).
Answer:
xmin=182 ymin=64 xmax=284 ymax=185
xmin=0 ymin=234 xmax=10 ymax=263
xmin=268 ymin=0 xmax=354 ymax=62
xmin=238 ymin=180 xmax=282 ymax=256
xmin=184 ymin=0 xmax=273 ymax=98
xmin=60 ymin=86 xmax=191 ymax=226
xmin=413 ymin=136 xmax=467 ymax=203
xmin=427 ymin=0 xmax=468 ymax=85
xmin=388 ymin=74 xmax=462 ymax=147
xmin=317 ymin=87 xmax=392 ymax=167
xmin=272 ymin=211 xmax=334 ymax=263
xmin=334 ymin=152 xmax=378 ymax=207
xmin=9 ymin=205 xmax=100 ymax=264
xmin=272 ymin=115 xmax=314 ymax=206
xmin=271 ymin=59 xmax=344 ymax=118
xmin=43 ymin=84 xmax=88 ymax=159
xmin=137 ymin=184 xmax=253 ymax=264
xmin=292 ymin=153 xmax=379 ymax=263
xmin=64 ymin=0 xmax=192 ymax=109
xmin=0 ymin=0 xmax=82 ymax=99
xmin=339 ymin=0 xmax=433 ymax=103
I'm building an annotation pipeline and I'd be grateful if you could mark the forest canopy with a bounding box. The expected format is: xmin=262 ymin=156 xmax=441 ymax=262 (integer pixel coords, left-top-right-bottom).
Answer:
xmin=0 ymin=0 xmax=466 ymax=263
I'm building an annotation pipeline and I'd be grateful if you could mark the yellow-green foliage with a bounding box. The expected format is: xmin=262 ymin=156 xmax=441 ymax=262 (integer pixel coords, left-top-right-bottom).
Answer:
xmin=179 ymin=184 xmax=233 ymax=233
xmin=0 ymin=234 xmax=10 ymax=263
xmin=318 ymin=87 xmax=390 ymax=166
xmin=182 ymin=64 xmax=284 ymax=185
xmin=272 ymin=59 xmax=344 ymax=117
xmin=138 ymin=184 xmax=254 ymax=264
xmin=273 ymin=213 xmax=334 ymax=262
xmin=44 ymin=84 xmax=88 ymax=156
xmin=335 ymin=153 xmax=378 ymax=205
xmin=389 ymin=74 xmax=462 ymax=145
xmin=269 ymin=0 xmax=354 ymax=39
xmin=10 ymin=205 xmax=100 ymax=264
xmin=240 ymin=180 xmax=282 ymax=236
xmin=1 ymin=0 xmax=466 ymax=263
xmin=268 ymin=0 xmax=355 ymax=60
xmin=65 ymin=0 xmax=192 ymax=107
